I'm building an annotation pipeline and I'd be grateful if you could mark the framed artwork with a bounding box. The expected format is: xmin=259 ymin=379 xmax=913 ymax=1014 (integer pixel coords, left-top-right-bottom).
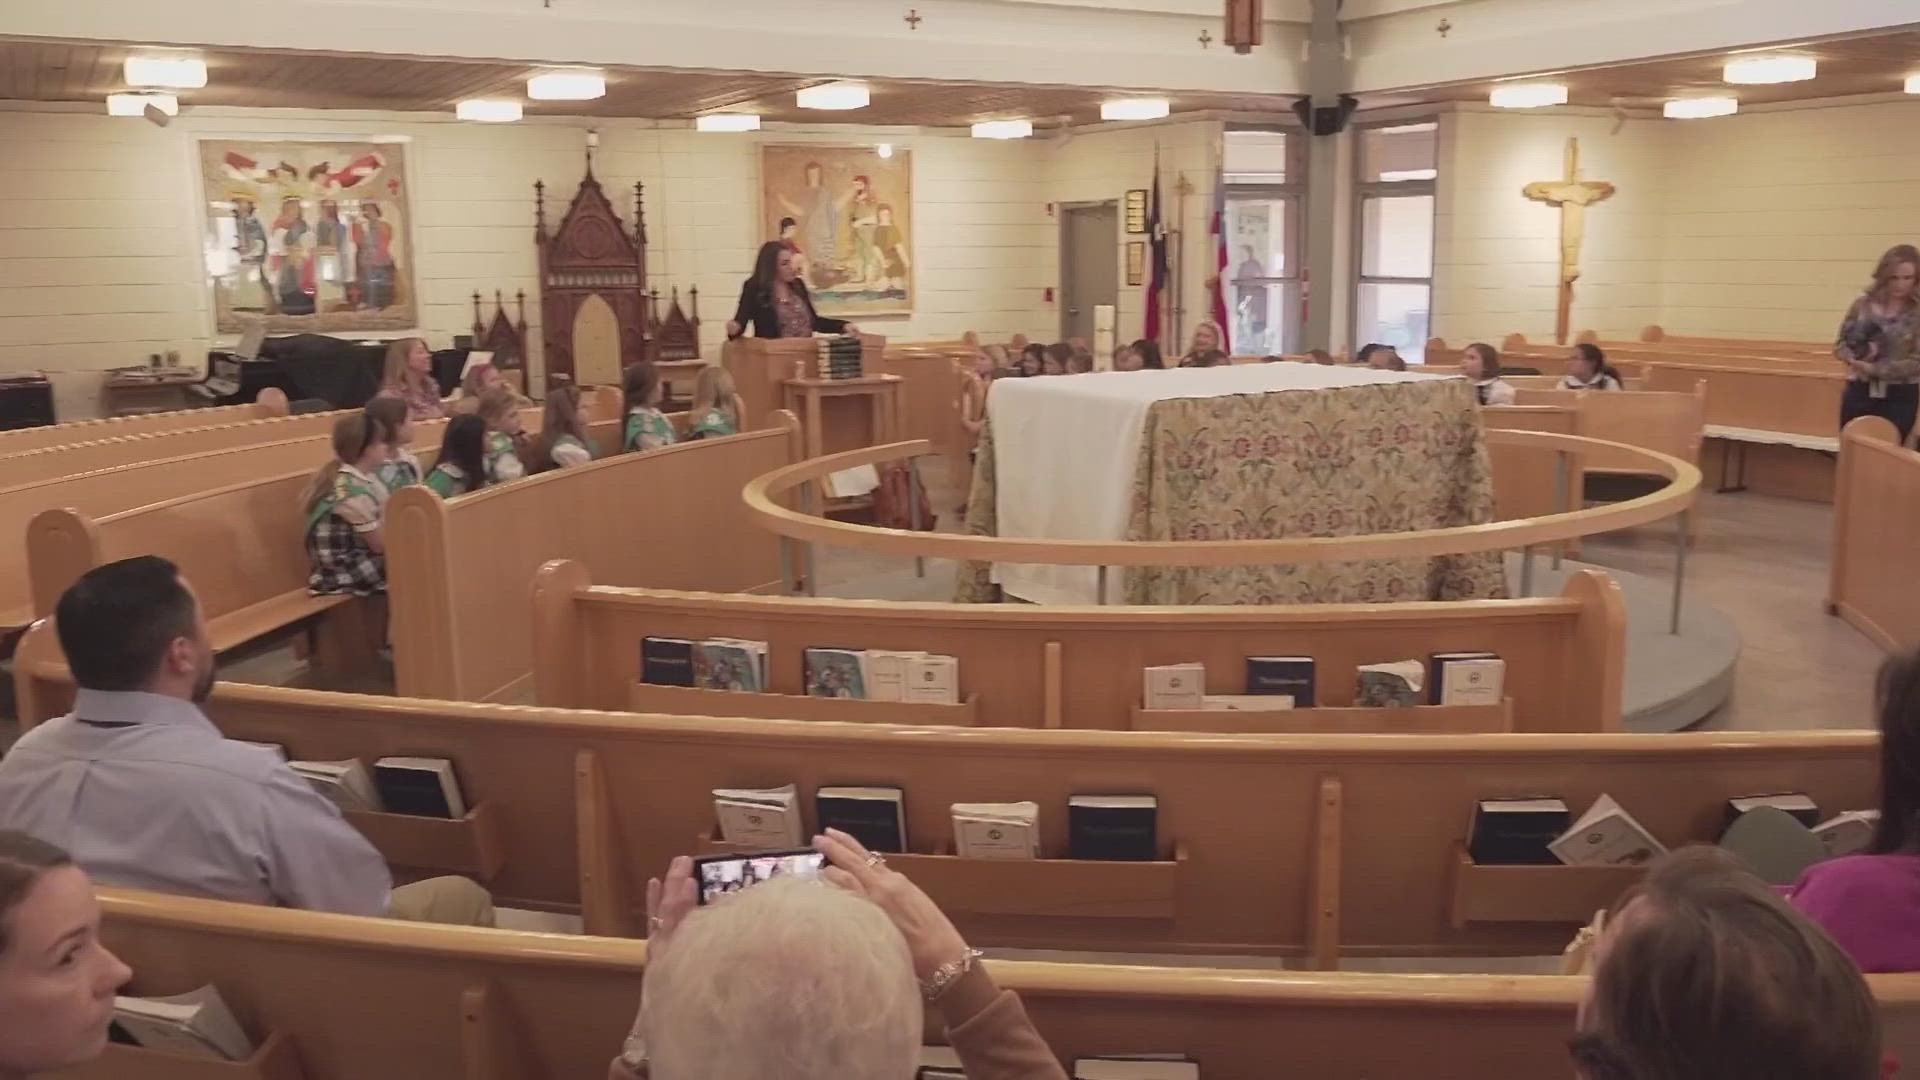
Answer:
xmin=198 ymin=138 xmax=417 ymax=333
xmin=1126 ymin=241 xmax=1146 ymax=286
xmin=1125 ymin=189 xmax=1149 ymax=234
xmin=761 ymin=144 xmax=913 ymax=317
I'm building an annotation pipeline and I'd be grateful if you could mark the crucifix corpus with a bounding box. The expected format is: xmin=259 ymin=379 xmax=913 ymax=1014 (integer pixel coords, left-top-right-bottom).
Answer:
xmin=1522 ymin=137 xmax=1615 ymax=345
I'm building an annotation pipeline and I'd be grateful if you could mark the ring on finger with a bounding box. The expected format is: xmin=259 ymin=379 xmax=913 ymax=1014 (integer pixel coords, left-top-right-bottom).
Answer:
xmin=864 ymin=853 xmax=887 ymax=869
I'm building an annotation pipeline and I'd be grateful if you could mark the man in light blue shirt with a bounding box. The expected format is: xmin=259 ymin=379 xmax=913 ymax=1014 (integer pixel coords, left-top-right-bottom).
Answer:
xmin=0 ymin=556 xmax=491 ymax=925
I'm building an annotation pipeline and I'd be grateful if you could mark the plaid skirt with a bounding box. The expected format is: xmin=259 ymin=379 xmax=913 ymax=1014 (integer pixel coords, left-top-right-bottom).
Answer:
xmin=306 ymin=518 xmax=387 ymax=596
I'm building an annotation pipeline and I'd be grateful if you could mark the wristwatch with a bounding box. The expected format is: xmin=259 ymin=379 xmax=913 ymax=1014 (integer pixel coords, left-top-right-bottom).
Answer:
xmin=920 ymin=948 xmax=984 ymax=1002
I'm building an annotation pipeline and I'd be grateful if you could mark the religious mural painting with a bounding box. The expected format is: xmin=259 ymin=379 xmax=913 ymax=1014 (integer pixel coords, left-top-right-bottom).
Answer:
xmin=760 ymin=144 xmax=913 ymax=317
xmin=198 ymin=139 xmax=418 ymax=333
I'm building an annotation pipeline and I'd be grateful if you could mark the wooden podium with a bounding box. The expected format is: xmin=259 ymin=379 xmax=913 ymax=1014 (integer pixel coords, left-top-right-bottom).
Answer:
xmin=723 ymin=333 xmax=899 ymax=457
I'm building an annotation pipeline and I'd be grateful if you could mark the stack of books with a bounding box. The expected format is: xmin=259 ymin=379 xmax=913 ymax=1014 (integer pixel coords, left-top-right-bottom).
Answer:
xmin=1143 ymin=656 xmax=1316 ymax=710
xmin=812 ymin=335 xmax=866 ymax=380
xmin=804 ymin=647 xmax=959 ymax=704
xmin=286 ymin=756 xmax=468 ymax=818
xmin=641 ymin=636 xmax=770 ymax=692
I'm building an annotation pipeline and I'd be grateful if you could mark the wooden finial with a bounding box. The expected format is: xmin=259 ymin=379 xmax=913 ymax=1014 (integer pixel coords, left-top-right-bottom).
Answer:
xmin=534 ymin=180 xmax=547 ymax=238
xmin=688 ymin=284 xmax=700 ymax=323
xmin=633 ymin=181 xmax=647 ymax=246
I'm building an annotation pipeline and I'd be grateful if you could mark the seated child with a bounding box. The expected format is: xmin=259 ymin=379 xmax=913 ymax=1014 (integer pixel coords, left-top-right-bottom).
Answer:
xmin=302 ymin=414 xmax=390 ymax=596
xmin=362 ymin=395 xmax=422 ymax=499
xmin=534 ymin=383 xmax=595 ymax=471
xmin=686 ymin=365 xmax=744 ymax=440
xmin=1461 ymin=342 xmax=1517 ymax=405
xmin=477 ymin=386 xmax=528 ymax=483
xmin=623 ymin=360 xmax=678 ymax=452
xmin=424 ymin=414 xmax=489 ymax=498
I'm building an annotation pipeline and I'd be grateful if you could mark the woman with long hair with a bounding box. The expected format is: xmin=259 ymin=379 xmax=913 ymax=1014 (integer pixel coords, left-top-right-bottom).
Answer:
xmin=686 ymin=366 xmax=744 ymax=440
xmin=725 ymin=241 xmax=857 ymax=340
xmin=1562 ymin=343 xmax=1624 ymax=391
xmin=1132 ymin=338 xmax=1165 ymax=370
xmin=375 ymin=337 xmax=445 ymax=421
xmin=302 ymin=413 xmax=389 ymax=596
xmin=531 ymin=383 xmax=595 ymax=472
xmin=0 ymin=831 xmax=131 ymax=1080
xmin=361 ymin=395 xmax=422 ymax=497
xmin=424 ymin=414 xmax=488 ymax=498
xmin=622 ymin=360 xmax=677 ymax=453
xmin=1014 ymin=343 xmax=1045 ymax=377
xmin=1177 ymin=321 xmax=1228 ymax=368
xmin=1461 ymin=342 xmax=1516 ymax=406
xmin=1834 ymin=244 xmax=1920 ymax=440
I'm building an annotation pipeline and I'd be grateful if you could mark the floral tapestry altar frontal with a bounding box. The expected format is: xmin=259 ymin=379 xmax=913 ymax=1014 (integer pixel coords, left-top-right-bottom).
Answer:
xmin=761 ymin=144 xmax=913 ymax=317
xmin=199 ymin=138 xmax=417 ymax=333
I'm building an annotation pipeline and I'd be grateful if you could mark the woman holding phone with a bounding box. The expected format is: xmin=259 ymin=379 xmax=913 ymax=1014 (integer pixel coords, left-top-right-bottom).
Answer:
xmin=612 ymin=829 xmax=1065 ymax=1080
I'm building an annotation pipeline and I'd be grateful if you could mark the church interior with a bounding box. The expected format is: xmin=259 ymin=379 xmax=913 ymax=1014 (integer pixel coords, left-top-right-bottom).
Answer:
xmin=3 ymin=1 xmax=1920 ymax=1077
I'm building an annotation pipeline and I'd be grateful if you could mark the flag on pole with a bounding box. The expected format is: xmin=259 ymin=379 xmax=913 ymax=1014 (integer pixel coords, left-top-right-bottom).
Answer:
xmin=1209 ymin=163 xmax=1231 ymax=352
xmin=1142 ymin=147 xmax=1167 ymax=347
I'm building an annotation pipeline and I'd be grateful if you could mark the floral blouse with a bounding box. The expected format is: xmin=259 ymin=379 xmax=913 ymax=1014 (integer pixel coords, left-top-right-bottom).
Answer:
xmin=1834 ymin=296 xmax=1920 ymax=385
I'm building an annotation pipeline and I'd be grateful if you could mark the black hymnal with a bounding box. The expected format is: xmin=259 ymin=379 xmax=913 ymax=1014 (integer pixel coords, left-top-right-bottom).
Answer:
xmin=1069 ymin=795 xmax=1159 ymax=861
xmin=372 ymin=757 xmax=467 ymax=819
xmin=1724 ymin=792 xmax=1820 ymax=831
xmin=1427 ymin=651 xmax=1498 ymax=705
xmin=1468 ymin=797 xmax=1570 ymax=865
xmin=1246 ymin=656 xmax=1315 ymax=706
xmin=816 ymin=786 xmax=906 ymax=853
xmin=641 ymin=637 xmax=697 ymax=687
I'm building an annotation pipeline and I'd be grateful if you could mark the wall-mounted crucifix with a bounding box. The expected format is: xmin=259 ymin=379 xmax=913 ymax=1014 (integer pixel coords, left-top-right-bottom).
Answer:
xmin=1522 ymin=137 xmax=1615 ymax=345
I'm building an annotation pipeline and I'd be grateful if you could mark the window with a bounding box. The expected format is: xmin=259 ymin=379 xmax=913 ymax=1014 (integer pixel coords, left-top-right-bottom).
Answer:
xmin=1223 ymin=129 xmax=1304 ymax=357
xmin=1354 ymin=121 xmax=1437 ymax=363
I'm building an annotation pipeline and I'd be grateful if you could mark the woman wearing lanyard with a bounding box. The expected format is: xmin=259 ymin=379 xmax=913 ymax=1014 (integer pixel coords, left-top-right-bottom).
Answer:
xmin=1835 ymin=244 xmax=1920 ymax=441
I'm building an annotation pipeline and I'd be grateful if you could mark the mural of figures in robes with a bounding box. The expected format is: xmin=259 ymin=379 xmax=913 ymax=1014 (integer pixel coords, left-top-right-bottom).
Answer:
xmin=761 ymin=144 xmax=913 ymax=317
xmin=199 ymin=139 xmax=417 ymax=332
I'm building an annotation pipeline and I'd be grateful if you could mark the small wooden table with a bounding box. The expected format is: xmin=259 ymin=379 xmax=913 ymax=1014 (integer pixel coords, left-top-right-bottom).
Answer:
xmin=103 ymin=369 xmax=200 ymax=416
xmin=782 ymin=374 xmax=906 ymax=459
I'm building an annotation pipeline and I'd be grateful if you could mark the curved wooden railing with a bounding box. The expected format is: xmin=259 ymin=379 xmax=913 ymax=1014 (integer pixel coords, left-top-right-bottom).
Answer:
xmin=742 ymin=429 xmax=1700 ymax=567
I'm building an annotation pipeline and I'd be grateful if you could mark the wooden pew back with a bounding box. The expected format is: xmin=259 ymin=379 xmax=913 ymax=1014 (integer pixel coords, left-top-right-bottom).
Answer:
xmin=1829 ymin=416 xmax=1920 ymax=651
xmin=1481 ymin=405 xmax=1583 ymax=556
xmin=881 ymin=341 xmax=972 ymax=455
xmin=1641 ymin=363 xmax=1843 ymax=442
xmin=0 ymin=395 xmax=285 ymax=455
xmin=0 ymin=409 xmax=349 ymax=490
xmin=1514 ymin=384 xmax=1705 ymax=475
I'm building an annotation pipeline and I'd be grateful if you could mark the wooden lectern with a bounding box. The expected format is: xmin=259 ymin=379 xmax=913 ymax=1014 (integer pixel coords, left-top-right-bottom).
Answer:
xmin=723 ymin=334 xmax=900 ymax=457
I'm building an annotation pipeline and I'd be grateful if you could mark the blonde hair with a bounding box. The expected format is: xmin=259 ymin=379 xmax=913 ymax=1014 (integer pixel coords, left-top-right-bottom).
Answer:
xmin=300 ymin=414 xmax=378 ymax=513
xmin=459 ymin=362 xmax=498 ymax=400
xmin=476 ymin=385 xmax=518 ymax=428
xmin=689 ymin=365 xmax=740 ymax=430
xmin=639 ymin=878 xmax=920 ymax=1080
xmin=531 ymin=384 xmax=589 ymax=471
xmin=1868 ymin=244 xmax=1920 ymax=307
xmin=380 ymin=337 xmax=430 ymax=393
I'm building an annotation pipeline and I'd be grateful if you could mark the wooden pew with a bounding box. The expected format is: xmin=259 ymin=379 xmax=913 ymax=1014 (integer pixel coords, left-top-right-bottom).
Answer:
xmin=530 ymin=562 xmax=1626 ymax=733
xmin=1481 ymin=405 xmax=1583 ymax=557
xmin=0 ymin=391 xmax=287 ymax=456
xmin=384 ymin=414 xmax=795 ymax=702
xmin=0 ymin=409 xmax=349 ymax=490
xmin=1513 ymin=384 xmax=1705 ymax=486
xmin=881 ymin=340 xmax=971 ymax=457
xmin=12 ymin=638 xmax=1875 ymax=961
xmin=1828 ymin=416 xmax=1920 ymax=651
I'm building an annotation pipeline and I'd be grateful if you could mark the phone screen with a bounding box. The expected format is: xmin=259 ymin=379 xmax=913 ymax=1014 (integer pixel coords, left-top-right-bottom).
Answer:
xmin=693 ymin=849 xmax=826 ymax=905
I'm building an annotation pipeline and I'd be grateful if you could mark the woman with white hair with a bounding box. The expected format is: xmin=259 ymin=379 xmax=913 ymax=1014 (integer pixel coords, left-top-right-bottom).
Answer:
xmin=612 ymin=828 xmax=1066 ymax=1080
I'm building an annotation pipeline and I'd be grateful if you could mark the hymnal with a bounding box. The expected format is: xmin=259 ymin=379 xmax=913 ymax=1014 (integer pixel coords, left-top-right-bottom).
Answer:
xmin=816 ymin=786 xmax=906 ymax=853
xmin=904 ymin=654 xmax=960 ymax=705
xmin=288 ymin=758 xmax=380 ymax=812
xmin=715 ymin=783 xmax=804 ymax=849
xmin=1813 ymin=809 xmax=1880 ymax=857
xmin=1355 ymin=659 xmax=1424 ymax=708
xmin=1725 ymin=792 xmax=1820 ymax=831
xmin=111 ymin=986 xmax=255 ymax=1061
xmin=372 ymin=757 xmax=467 ymax=819
xmin=1200 ymin=694 xmax=1296 ymax=711
xmin=1246 ymin=655 xmax=1315 ymax=706
xmin=865 ymin=650 xmax=919 ymax=703
xmin=805 ymin=648 xmax=868 ymax=699
xmin=1069 ymin=795 xmax=1158 ymax=861
xmin=952 ymin=801 xmax=1039 ymax=860
xmin=1551 ymin=794 xmax=1667 ymax=867
xmin=1143 ymin=663 xmax=1205 ymax=710
xmin=640 ymin=637 xmax=698 ymax=687
xmin=1429 ymin=652 xmax=1504 ymax=706
xmin=1467 ymin=797 xmax=1570 ymax=865
xmin=698 ymin=638 xmax=768 ymax=692
xmin=1073 ymin=1059 xmax=1200 ymax=1080
xmin=918 ymin=1046 xmax=966 ymax=1079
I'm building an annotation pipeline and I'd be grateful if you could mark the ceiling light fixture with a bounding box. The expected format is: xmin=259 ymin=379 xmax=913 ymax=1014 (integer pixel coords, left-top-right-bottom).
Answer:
xmin=1723 ymin=55 xmax=1817 ymax=85
xmin=797 ymin=81 xmax=870 ymax=110
xmin=1907 ymin=74 xmax=1920 ymax=94
xmin=1101 ymin=98 xmax=1171 ymax=121
xmin=1663 ymin=96 xmax=1738 ymax=120
xmin=1488 ymin=83 xmax=1569 ymax=109
xmin=695 ymin=113 xmax=761 ymax=132
xmin=971 ymin=119 xmax=1033 ymax=140
xmin=123 ymin=54 xmax=207 ymax=89
xmin=876 ymin=143 xmax=895 ymax=159
xmin=106 ymin=92 xmax=178 ymax=117
xmin=456 ymin=99 xmax=523 ymax=123
xmin=527 ymin=70 xmax=606 ymax=101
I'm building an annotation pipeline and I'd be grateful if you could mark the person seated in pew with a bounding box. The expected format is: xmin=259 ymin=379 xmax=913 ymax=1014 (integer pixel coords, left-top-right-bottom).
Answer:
xmin=1834 ymin=244 xmax=1920 ymax=442
xmin=1111 ymin=343 xmax=1143 ymax=372
xmin=530 ymin=383 xmax=595 ymax=472
xmin=374 ymin=337 xmax=446 ymax=422
xmin=0 ymin=559 xmax=496 ymax=928
xmin=477 ymin=386 xmax=528 ymax=483
xmin=1562 ymin=343 xmax=1624 ymax=391
xmin=1571 ymin=846 xmax=1880 ymax=1080
xmin=622 ymin=360 xmax=678 ymax=453
xmin=446 ymin=360 xmax=531 ymax=417
xmin=1176 ymin=321 xmax=1227 ymax=368
xmin=1040 ymin=343 xmax=1071 ymax=376
xmin=1308 ymin=348 xmax=1337 ymax=365
xmin=1014 ymin=343 xmax=1046 ymax=377
xmin=1460 ymin=342 xmax=1516 ymax=406
xmin=424 ymin=414 xmax=489 ymax=499
xmin=1786 ymin=646 xmax=1920 ymax=972
xmin=959 ymin=349 xmax=994 ymax=450
xmin=1356 ymin=342 xmax=1406 ymax=371
xmin=361 ymin=395 xmax=422 ymax=498
xmin=611 ymin=828 xmax=1063 ymax=1080
xmin=685 ymin=365 xmax=744 ymax=440
xmin=1067 ymin=349 xmax=1095 ymax=374
xmin=0 ymin=831 xmax=131 ymax=1079
xmin=1131 ymin=338 xmax=1165 ymax=370
xmin=302 ymin=414 xmax=390 ymax=598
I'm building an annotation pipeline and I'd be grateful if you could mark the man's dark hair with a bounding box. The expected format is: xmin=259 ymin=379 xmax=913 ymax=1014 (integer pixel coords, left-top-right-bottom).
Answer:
xmin=54 ymin=555 xmax=196 ymax=691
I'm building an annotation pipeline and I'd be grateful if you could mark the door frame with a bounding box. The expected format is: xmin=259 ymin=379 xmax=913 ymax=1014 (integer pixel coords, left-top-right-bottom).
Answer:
xmin=1058 ymin=199 xmax=1120 ymax=343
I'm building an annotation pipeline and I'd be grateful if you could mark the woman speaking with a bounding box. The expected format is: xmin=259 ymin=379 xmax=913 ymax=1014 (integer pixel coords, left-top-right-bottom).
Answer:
xmin=726 ymin=241 xmax=859 ymax=340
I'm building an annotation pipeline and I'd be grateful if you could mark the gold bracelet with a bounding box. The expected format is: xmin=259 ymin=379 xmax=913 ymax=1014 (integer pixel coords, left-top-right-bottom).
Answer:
xmin=921 ymin=948 xmax=984 ymax=1002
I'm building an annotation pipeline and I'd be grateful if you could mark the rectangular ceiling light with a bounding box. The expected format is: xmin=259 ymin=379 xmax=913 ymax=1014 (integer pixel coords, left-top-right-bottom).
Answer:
xmin=124 ymin=54 xmax=206 ymax=89
xmin=695 ymin=114 xmax=761 ymax=132
xmin=1101 ymin=98 xmax=1171 ymax=121
xmin=1663 ymin=97 xmax=1738 ymax=119
xmin=1489 ymin=83 xmax=1569 ymax=109
xmin=971 ymin=119 xmax=1033 ymax=140
xmin=456 ymin=99 xmax=523 ymax=123
xmin=527 ymin=70 xmax=606 ymax=101
xmin=106 ymin=92 xmax=178 ymax=117
xmin=797 ymin=81 xmax=870 ymax=110
xmin=1723 ymin=55 xmax=1817 ymax=85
